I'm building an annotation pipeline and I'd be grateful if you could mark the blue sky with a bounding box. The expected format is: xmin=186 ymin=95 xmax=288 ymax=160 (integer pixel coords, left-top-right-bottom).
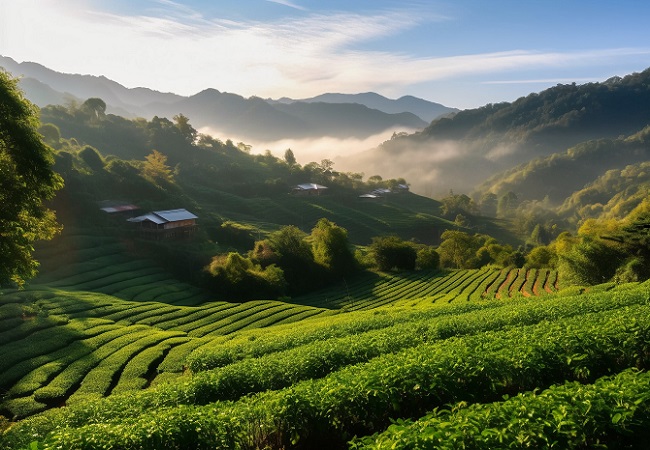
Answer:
xmin=2 ymin=0 xmax=650 ymax=108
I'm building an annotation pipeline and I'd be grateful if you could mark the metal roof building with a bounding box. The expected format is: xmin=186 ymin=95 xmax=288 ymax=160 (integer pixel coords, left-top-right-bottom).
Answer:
xmin=128 ymin=209 xmax=198 ymax=239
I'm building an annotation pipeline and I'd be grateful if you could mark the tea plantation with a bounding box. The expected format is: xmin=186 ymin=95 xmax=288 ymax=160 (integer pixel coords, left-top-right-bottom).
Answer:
xmin=2 ymin=225 xmax=650 ymax=449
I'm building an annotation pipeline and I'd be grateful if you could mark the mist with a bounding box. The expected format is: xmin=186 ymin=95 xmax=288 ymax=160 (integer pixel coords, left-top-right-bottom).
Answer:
xmin=198 ymin=126 xmax=518 ymax=199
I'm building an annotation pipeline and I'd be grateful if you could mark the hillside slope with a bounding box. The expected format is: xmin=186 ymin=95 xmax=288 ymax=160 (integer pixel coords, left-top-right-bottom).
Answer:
xmin=340 ymin=68 xmax=650 ymax=196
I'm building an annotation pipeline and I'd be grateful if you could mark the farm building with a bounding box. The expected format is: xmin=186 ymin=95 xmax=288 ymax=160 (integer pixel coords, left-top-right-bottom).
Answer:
xmin=292 ymin=183 xmax=329 ymax=196
xmin=128 ymin=208 xmax=198 ymax=239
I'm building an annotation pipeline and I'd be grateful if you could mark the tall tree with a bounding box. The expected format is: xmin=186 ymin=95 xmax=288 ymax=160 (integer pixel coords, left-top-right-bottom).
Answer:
xmin=143 ymin=149 xmax=174 ymax=184
xmin=0 ymin=70 xmax=63 ymax=287
xmin=284 ymin=148 xmax=297 ymax=167
xmin=311 ymin=218 xmax=357 ymax=277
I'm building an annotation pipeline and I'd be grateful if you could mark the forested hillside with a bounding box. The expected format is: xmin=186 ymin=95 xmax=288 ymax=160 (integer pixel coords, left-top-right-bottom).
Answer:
xmin=475 ymin=125 xmax=650 ymax=204
xmin=344 ymin=68 xmax=650 ymax=195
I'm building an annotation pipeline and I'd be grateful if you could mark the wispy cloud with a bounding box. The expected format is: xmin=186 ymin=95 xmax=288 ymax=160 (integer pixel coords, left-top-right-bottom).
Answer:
xmin=2 ymin=0 xmax=648 ymax=104
xmin=265 ymin=0 xmax=307 ymax=11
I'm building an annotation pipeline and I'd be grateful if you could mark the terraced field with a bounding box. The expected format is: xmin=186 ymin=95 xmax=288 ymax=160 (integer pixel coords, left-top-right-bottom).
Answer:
xmin=0 ymin=288 xmax=334 ymax=419
xmin=185 ymin=187 xmax=455 ymax=244
xmin=292 ymin=266 xmax=561 ymax=310
xmin=2 ymin=279 xmax=648 ymax=450
xmin=5 ymin=218 xmax=636 ymax=449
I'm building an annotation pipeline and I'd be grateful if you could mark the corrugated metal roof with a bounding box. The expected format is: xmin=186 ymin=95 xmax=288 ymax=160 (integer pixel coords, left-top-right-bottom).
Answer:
xmin=128 ymin=208 xmax=197 ymax=224
xmin=153 ymin=209 xmax=198 ymax=222
xmin=128 ymin=213 xmax=167 ymax=224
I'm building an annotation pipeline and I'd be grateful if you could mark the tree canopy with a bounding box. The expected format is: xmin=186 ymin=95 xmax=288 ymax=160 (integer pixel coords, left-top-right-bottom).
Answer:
xmin=0 ymin=70 xmax=63 ymax=287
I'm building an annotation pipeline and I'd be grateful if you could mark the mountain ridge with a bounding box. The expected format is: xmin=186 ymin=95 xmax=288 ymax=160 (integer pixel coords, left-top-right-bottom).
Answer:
xmin=0 ymin=55 xmax=450 ymax=141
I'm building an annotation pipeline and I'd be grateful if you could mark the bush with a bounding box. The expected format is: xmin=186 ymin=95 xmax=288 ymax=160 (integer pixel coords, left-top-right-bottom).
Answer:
xmin=370 ymin=236 xmax=417 ymax=271
xmin=416 ymin=246 xmax=439 ymax=270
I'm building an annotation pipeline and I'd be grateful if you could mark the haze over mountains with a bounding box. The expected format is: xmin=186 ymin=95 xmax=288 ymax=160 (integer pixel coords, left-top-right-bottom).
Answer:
xmin=341 ymin=68 xmax=650 ymax=197
xmin=4 ymin=55 xmax=650 ymax=211
xmin=0 ymin=56 xmax=456 ymax=142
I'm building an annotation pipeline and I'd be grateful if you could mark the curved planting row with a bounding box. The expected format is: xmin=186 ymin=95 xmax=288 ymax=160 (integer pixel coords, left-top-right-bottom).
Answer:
xmin=0 ymin=288 xmax=333 ymax=420
xmin=4 ymin=288 xmax=650 ymax=450
xmin=483 ymin=268 xmax=560 ymax=299
xmin=32 ymin=230 xmax=213 ymax=305
xmin=296 ymin=268 xmax=561 ymax=310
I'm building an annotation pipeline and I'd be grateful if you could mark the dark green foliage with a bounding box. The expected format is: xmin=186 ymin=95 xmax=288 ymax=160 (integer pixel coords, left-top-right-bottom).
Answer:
xmin=439 ymin=191 xmax=476 ymax=218
xmin=557 ymin=235 xmax=624 ymax=286
xmin=0 ymin=70 xmax=63 ymax=287
xmin=263 ymin=226 xmax=320 ymax=294
xmin=206 ymin=252 xmax=286 ymax=300
xmin=415 ymin=246 xmax=439 ymax=270
xmin=78 ymin=146 xmax=104 ymax=172
xmin=370 ymin=236 xmax=417 ymax=271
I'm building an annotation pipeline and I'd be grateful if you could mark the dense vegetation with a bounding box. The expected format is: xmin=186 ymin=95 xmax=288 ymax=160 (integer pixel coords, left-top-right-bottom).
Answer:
xmin=0 ymin=70 xmax=62 ymax=287
xmin=2 ymin=279 xmax=648 ymax=449
xmin=3 ymin=67 xmax=650 ymax=449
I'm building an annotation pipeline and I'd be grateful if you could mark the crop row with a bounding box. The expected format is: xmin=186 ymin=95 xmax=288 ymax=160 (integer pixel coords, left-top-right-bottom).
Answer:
xmin=482 ymin=268 xmax=559 ymax=299
xmin=295 ymin=268 xmax=562 ymax=311
xmin=352 ymin=368 xmax=650 ymax=449
xmin=6 ymin=298 xmax=650 ymax=450
xmin=0 ymin=291 xmax=333 ymax=418
xmin=189 ymin=280 xmax=649 ymax=372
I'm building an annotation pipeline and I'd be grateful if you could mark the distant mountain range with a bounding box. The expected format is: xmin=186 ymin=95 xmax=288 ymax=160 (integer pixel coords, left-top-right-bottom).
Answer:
xmin=269 ymin=92 xmax=457 ymax=123
xmin=0 ymin=55 xmax=457 ymax=141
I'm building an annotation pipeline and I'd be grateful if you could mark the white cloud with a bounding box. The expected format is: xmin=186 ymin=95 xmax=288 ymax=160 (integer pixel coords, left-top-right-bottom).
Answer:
xmin=2 ymin=1 xmax=649 ymax=102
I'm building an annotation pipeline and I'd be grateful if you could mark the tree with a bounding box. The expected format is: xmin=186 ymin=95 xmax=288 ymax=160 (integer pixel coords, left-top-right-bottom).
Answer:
xmin=416 ymin=246 xmax=440 ymax=270
xmin=38 ymin=123 xmax=61 ymax=149
xmin=79 ymin=146 xmax=105 ymax=172
xmin=284 ymin=148 xmax=297 ymax=167
xmin=265 ymin=225 xmax=318 ymax=293
xmin=497 ymin=191 xmax=519 ymax=217
xmin=81 ymin=97 xmax=106 ymax=120
xmin=436 ymin=230 xmax=478 ymax=269
xmin=370 ymin=236 xmax=417 ymax=271
xmin=173 ymin=113 xmax=197 ymax=143
xmin=310 ymin=218 xmax=357 ymax=277
xmin=439 ymin=191 xmax=476 ymax=218
xmin=479 ymin=192 xmax=498 ymax=216
xmin=0 ymin=70 xmax=63 ymax=287
xmin=143 ymin=150 xmax=174 ymax=184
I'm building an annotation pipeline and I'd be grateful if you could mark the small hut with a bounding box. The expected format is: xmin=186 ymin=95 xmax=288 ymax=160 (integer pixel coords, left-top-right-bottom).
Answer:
xmin=128 ymin=208 xmax=198 ymax=239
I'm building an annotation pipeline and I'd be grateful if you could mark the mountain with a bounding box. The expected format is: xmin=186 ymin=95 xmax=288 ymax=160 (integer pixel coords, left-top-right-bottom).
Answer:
xmin=0 ymin=55 xmax=182 ymax=117
xmin=153 ymin=90 xmax=427 ymax=140
xmin=270 ymin=92 xmax=458 ymax=122
xmin=340 ymin=68 xmax=650 ymax=196
xmin=475 ymin=126 xmax=650 ymax=205
xmin=0 ymin=55 xmax=431 ymax=141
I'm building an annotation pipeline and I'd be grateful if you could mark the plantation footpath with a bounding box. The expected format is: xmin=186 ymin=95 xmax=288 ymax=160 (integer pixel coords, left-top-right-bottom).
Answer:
xmin=2 ymin=281 xmax=649 ymax=449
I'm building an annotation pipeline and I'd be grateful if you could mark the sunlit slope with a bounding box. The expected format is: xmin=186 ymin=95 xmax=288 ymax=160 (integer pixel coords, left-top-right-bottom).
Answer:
xmin=0 ymin=288 xmax=333 ymax=419
xmin=0 ymin=262 xmax=567 ymax=420
xmin=292 ymin=267 xmax=561 ymax=310
xmin=2 ymin=280 xmax=648 ymax=450
xmin=187 ymin=188 xmax=456 ymax=244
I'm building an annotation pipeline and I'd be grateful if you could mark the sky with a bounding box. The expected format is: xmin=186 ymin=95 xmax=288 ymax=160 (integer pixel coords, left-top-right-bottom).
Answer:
xmin=2 ymin=0 xmax=650 ymax=109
